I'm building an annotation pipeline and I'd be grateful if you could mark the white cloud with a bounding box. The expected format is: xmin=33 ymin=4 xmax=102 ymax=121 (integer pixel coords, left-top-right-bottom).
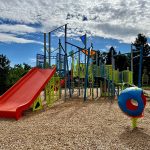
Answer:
xmin=0 ymin=0 xmax=150 ymax=44
xmin=0 ymin=24 xmax=38 ymax=34
xmin=0 ymin=33 xmax=42 ymax=44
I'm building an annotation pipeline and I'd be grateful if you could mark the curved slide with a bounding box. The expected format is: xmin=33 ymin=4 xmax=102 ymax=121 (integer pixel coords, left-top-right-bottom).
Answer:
xmin=0 ymin=67 xmax=56 ymax=120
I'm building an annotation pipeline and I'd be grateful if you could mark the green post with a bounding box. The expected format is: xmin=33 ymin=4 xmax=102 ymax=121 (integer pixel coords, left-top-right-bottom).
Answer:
xmin=131 ymin=118 xmax=138 ymax=129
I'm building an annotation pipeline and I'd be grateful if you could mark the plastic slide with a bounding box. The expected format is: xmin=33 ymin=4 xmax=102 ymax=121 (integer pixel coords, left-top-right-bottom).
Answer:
xmin=0 ymin=67 xmax=56 ymax=120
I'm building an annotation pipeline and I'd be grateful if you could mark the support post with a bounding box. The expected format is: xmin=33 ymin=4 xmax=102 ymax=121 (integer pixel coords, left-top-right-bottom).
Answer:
xmin=84 ymin=47 xmax=91 ymax=101
xmin=72 ymin=51 xmax=74 ymax=95
xmin=138 ymin=45 xmax=143 ymax=88
xmin=78 ymin=48 xmax=80 ymax=96
xmin=82 ymin=33 xmax=87 ymax=87
xmin=59 ymin=39 xmax=61 ymax=99
xmin=44 ymin=33 xmax=47 ymax=101
xmin=64 ymin=24 xmax=67 ymax=100
xmin=131 ymin=118 xmax=138 ymax=129
xmin=44 ymin=33 xmax=47 ymax=68
xmin=85 ymin=34 xmax=87 ymax=77
xmin=48 ymin=32 xmax=51 ymax=68
xmin=131 ymin=44 xmax=133 ymax=84
xmin=111 ymin=50 xmax=115 ymax=98
xmin=96 ymin=52 xmax=98 ymax=98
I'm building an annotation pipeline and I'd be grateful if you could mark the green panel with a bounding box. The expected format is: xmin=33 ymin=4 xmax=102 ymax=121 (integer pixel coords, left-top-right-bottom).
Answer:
xmin=129 ymin=71 xmax=133 ymax=84
xmin=32 ymin=96 xmax=43 ymax=111
xmin=113 ymin=70 xmax=120 ymax=83
xmin=122 ymin=70 xmax=133 ymax=84
xmin=96 ymin=65 xmax=101 ymax=77
xmin=73 ymin=63 xmax=86 ymax=78
xmin=91 ymin=64 xmax=99 ymax=77
xmin=46 ymin=77 xmax=60 ymax=107
xmin=100 ymin=64 xmax=105 ymax=78
xmin=79 ymin=63 xmax=86 ymax=78
xmin=105 ymin=65 xmax=113 ymax=80
xmin=74 ymin=63 xmax=101 ymax=78
xmin=73 ymin=62 xmax=78 ymax=77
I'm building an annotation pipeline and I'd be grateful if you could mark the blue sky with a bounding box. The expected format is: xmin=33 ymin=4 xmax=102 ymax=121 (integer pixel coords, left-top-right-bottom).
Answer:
xmin=0 ymin=0 xmax=150 ymax=67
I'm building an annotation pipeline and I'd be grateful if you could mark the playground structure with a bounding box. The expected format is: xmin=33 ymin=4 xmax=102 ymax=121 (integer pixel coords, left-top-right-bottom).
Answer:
xmin=36 ymin=24 xmax=135 ymax=101
xmin=35 ymin=24 xmax=148 ymax=127
xmin=0 ymin=24 xmax=148 ymax=120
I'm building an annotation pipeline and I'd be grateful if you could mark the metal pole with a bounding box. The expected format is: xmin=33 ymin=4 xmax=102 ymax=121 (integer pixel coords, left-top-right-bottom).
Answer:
xmin=111 ymin=49 xmax=115 ymax=98
xmin=85 ymin=34 xmax=87 ymax=77
xmin=44 ymin=33 xmax=47 ymax=101
xmin=84 ymin=47 xmax=91 ymax=101
xmin=131 ymin=44 xmax=133 ymax=84
xmin=72 ymin=51 xmax=74 ymax=95
xmin=96 ymin=52 xmax=98 ymax=98
xmin=138 ymin=45 xmax=143 ymax=88
xmin=44 ymin=33 xmax=47 ymax=68
xmin=59 ymin=39 xmax=61 ymax=74
xmin=85 ymin=34 xmax=87 ymax=61
xmin=59 ymin=39 xmax=61 ymax=99
xmin=64 ymin=26 xmax=71 ymax=98
xmin=78 ymin=49 xmax=80 ymax=96
xmin=64 ymin=24 xmax=67 ymax=100
xmin=48 ymin=32 xmax=51 ymax=68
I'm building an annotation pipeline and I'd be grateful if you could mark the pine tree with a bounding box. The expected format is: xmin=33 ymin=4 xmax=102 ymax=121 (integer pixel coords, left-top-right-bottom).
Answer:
xmin=106 ymin=47 xmax=117 ymax=65
xmin=0 ymin=55 xmax=10 ymax=95
xmin=133 ymin=33 xmax=150 ymax=85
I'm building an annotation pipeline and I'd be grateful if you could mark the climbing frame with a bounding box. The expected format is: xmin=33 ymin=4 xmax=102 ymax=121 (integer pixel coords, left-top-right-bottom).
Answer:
xmin=46 ymin=77 xmax=60 ymax=107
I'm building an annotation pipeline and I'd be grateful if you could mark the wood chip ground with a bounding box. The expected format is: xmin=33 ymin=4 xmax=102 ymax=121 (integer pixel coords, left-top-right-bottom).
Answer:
xmin=0 ymin=98 xmax=150 ymax=150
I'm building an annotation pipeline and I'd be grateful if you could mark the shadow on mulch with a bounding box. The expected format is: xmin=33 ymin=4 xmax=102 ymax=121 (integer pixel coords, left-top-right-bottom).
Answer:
xmin=0 ymin=98 xmax=117 ymax=121
xmin=119 ymin=126 xmax=150 ymax=149
xmin=22 ymin=99 xmax=88 ymax=120
xmin=24 ymin=98 xmax=115 ymax=118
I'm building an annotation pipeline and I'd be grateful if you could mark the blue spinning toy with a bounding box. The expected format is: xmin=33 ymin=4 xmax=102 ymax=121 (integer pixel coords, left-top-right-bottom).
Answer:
xmin=118 ymin=87 xmax=146 ymax=128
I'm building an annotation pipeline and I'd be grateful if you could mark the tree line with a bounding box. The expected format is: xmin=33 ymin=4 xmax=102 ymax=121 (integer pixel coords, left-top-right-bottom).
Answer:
xmin=108 ymin=34 xmax=149 ymax=85
xmin=0 ymin=56 xmax=31 ymax=95
xmin=93 ymin=34 xmax=150 ymax=85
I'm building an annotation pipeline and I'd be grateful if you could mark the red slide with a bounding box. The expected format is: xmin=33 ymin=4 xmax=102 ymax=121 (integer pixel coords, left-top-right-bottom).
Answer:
xmin=0 ymin=67 xmax=56 ymax=120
